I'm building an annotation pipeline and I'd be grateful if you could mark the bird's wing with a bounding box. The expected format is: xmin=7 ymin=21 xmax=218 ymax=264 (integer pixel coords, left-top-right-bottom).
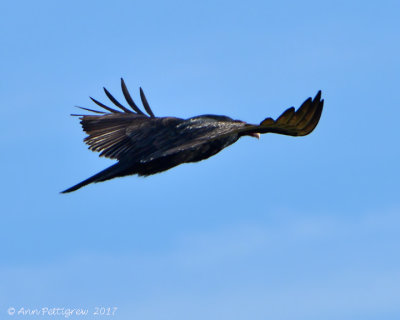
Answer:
xmin=240 ymin=91 xmax=324 ymax=137
xmin=80 ymin=113 xmax=184 ymax=160
xmin=74 ymin=78 xmax=156 ymax=117
xmin=73 ymin=78 xmax=189 ymax=160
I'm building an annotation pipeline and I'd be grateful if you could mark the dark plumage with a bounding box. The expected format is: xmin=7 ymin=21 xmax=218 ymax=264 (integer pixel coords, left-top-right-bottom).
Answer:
xmin=61 ymin=79 xmax=323 ymax=193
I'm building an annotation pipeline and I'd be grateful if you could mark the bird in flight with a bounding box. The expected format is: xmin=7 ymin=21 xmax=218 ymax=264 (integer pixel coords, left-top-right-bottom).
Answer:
xmin=62 ymin=79 xmax=323 ymax=193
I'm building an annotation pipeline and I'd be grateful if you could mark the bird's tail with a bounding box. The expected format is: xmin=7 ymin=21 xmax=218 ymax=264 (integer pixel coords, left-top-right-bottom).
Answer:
xmin=61 ymin=162 xmax=131 ymax=193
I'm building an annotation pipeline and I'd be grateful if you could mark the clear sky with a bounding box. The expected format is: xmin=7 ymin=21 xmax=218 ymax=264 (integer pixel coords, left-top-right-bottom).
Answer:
xmin=1 ymin=0 xmax=400 ymax=319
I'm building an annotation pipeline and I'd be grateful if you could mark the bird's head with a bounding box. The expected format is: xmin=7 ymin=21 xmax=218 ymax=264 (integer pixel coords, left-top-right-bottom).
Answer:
xmin=239 ymin=121 xmax=260 ymax=139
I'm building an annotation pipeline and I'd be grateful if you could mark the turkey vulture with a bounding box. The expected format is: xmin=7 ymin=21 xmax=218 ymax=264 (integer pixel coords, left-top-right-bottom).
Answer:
xmin=61 ymin=79 xmax=323 ymax=193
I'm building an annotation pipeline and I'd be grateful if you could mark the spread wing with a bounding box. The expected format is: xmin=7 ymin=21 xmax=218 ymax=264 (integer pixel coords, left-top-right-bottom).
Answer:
xmin=240 ymin=91 xmax=324 ymax=137
xmin=81 ymin=114 xmax=185 ymax=160
xmin=74 ymin=78 xmax=188 ymax=161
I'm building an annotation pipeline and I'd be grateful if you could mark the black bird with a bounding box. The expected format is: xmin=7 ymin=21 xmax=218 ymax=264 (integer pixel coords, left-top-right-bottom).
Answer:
xmin=62 ymin=79 xmax=323 ymax=193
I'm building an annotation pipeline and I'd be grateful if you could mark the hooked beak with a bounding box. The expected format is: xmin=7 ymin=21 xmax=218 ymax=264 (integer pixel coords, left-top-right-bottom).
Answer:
xmin=249 ymin=132 xmax=260 ymax=139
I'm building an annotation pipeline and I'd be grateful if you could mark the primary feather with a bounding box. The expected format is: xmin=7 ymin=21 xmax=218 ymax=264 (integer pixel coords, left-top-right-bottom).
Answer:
xmin=61 ymin=79 xmax=323 ymax=193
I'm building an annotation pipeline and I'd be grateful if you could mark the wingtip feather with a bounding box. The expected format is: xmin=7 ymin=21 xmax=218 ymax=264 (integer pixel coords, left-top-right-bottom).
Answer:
xmin=139 ymin=87 xmax=155 ymax=117
xmin=120 ymin=79 xmax=146 ymax=115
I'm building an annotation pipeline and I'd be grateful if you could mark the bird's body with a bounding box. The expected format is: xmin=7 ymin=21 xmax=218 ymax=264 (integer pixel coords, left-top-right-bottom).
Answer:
xmin=62 ymin=79 xmax=323 ymax=193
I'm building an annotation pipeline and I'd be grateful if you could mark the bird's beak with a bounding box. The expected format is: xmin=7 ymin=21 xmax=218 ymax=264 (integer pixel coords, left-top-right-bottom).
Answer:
xmin=250 ymin=132 xmax=260 ymax=139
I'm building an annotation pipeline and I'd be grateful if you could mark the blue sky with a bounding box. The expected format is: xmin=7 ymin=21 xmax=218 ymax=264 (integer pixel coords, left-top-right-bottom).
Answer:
xmin=1 ymin=0 xmax=399 ymax=319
